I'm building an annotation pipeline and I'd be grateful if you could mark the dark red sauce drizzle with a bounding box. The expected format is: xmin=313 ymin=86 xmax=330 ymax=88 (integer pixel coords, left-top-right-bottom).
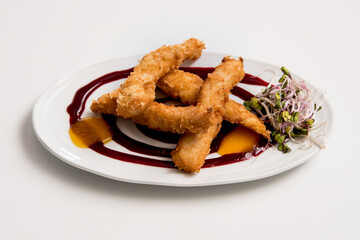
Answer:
xmin=66 ymin=67 xmax=271 ymax=169
xmin=67 ymin=68 xmax=134 ymax=125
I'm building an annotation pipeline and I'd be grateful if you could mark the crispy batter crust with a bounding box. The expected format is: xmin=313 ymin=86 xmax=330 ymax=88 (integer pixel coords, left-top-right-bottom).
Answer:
xmin=91 ymin=99 xmax=213 ymax=134
xmin=133 ymin=102 xmax=215 ymax=134
xmin=224 ymin=100 xmax=271 ymax=138
xmin=157 ymin=70 xmax=203 ymax=105
xmin=91 ymin=65 xmax=270 ymax=139
xmin=90 ymin=90 xmax=119 ymax=115
xmin=157 ymin=70 xmax=270 ymax=139
xmin=172 ymin=57 xmax=245 ymax=173
xmin=90 ymin=38 xmax=209 ymax=134
xmin=90 ymin=39 xmax=270 ymax=174
xmin=171 ymin=118 xmax=222 ymax=172
xmin=115 ymin=38 xmax=205 ymax=118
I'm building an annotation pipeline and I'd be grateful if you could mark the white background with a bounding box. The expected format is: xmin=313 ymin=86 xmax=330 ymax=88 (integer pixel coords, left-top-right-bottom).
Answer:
xmin=1 ymin=0 xmax=359 ymax=239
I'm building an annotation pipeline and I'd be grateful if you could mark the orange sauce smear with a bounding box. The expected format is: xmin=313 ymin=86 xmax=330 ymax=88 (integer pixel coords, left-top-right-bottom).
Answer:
xmin=69 ymin=117 xmax=112 ymax=148
xmin=218 ymin=125 xmax=261 ymax=155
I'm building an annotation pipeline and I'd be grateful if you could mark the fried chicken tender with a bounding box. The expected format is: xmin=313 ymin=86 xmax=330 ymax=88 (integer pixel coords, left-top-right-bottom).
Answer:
xmin=172 ymin=119 xmax=222 ymax=172
xmin=91 ymin=100 xmax=213 ymax=134
xmin=157 ymin=70 xmax=203 ymax=105
xmin=91 ymin=91 xmax=119 ymax=115
xmin=172 ymin=57 xmax=245 ymax=173
xmin=91 ymin=38 xmax=209 ymax=134
xmin=133 ymin=102 xmax=215 ymax=134
xmin=224 ymin=100 xmax=271 ymax=138
xmin=157 ymin=70 xmax=271 ymax=139
xmin=114 ymin=38 xmax=205 ymax=118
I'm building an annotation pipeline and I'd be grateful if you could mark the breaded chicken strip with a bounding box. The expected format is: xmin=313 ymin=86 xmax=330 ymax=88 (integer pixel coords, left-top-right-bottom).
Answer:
xmin=91 ymin=99 xmax=213 ymax=134
xmin=114 ymin=38 xmax=205 ymax=118
xmin=157 ymin=70 xmax=270 ymax=139
xmin=91 ymin=69 xmax=270 ymax=138
xmin=91 ymin=91 xmax=119 ymax=116
xmin=91 ymin=38 xmax=208 ymax=133
xmin=157 ymin=70 xmax=203 ymax=105
xmin=172 ymin=57 xmax=245 ymax=173
xmin=224 ymin=100 xmax=271 ymax=138
xmin=172 ymin=118 xmax=222 ymax=172
xmin=133 ymin=102 xmax=215 ymax=134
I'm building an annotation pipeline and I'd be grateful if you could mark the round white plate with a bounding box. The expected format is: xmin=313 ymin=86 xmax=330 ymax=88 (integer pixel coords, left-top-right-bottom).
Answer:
xmin=32 ymin=52 xmax=333 ymax=187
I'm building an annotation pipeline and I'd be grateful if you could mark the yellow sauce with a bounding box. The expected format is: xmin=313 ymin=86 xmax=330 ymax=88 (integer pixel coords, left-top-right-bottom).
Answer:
xmin=218 ymin=125 xmax=260 ymax=155
xmin=69 ymin=117 xmax=112 ymax=148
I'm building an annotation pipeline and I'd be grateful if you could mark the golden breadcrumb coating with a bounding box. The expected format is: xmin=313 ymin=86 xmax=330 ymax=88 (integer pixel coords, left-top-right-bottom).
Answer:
xmin=91 ymin=65 xmax=270 ymax=139
xmin=157 ymin=69 xmax=270 ymax=139
xmin=157 ymin=70 xmax=203 ymax=105
xmin=91 ymin=98 xmax=213 ymax=134
xmin=114 ymin=38 xmax=205 ymax=118
xmin=171 ymin=119 xmax=222 ymax=173
xmin=224 ymin=100 xmax=271 ymax=139
xmin=90 ymin=39 xmax=270 ymax=174
xmin=172 ymin=57 xmax=245 ymax=173
xmin=133 ymin=102 xmax=215 ymax=134
xmin=91 ymin=38 xmax=209 ymax=134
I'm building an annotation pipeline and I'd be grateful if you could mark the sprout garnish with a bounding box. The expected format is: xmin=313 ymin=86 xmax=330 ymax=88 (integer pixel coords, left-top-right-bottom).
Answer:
xmin=243 ymin=67 xmax=322 ymax=153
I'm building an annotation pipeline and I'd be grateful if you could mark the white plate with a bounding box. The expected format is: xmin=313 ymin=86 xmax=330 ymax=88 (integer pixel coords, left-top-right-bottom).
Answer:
xmin=32 ymin=52 xmax=333 ymax=187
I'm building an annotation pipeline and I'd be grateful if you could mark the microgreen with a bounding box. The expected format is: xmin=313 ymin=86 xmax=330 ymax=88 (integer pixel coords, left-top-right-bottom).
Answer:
xmin=243 ymin=66 xmax=322 ymax=153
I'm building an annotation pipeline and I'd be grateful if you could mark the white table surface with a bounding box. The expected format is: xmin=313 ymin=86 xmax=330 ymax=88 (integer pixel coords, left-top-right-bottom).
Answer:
xmin=1 ymin=0 xmax=359 ymax=239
